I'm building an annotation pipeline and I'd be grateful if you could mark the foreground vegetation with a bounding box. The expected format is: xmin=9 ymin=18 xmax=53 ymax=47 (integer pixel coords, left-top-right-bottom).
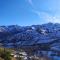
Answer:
xmin=0 ymin=48 xmax=53 ymax=60
xmin=0 ymin=48 xmax=12 ymax=60
xmin=0 ymin=48 xmax=25 ymax=60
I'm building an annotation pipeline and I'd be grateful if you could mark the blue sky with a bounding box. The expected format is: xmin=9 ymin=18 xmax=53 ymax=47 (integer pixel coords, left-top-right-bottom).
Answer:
xmin=0 ymin=0 xmax=60 ymax=26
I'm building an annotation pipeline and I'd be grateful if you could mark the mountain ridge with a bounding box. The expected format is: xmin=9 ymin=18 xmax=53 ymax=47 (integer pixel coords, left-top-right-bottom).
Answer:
xmin=0 ymin=23 xmax=60 ymax=59
xmin=0 ymin=23 xmax=60 ymax=48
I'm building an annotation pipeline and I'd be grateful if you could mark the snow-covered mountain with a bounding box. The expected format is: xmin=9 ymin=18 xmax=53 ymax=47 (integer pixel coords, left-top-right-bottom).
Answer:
xmin=0 ymin=23 xmax=60 ymax=47
xmin=0 ymin=23 xmax=60 ymax=59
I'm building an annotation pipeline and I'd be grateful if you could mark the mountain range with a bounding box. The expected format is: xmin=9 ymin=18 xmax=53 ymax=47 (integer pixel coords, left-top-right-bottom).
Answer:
xmin=0 ymin=23 xmax=60 ymax=59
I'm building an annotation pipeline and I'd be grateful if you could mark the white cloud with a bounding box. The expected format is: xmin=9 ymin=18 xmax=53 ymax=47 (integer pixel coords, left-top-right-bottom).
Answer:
xmin=26 ymin=0 xmax=60 ymax=23
xmin=32 ymin=10 xmax=60 ymax=23
xmin=29 ymin=0 xmax=33 ymax=5
xmin=26 ymin=0 xmax=33 ymax=6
